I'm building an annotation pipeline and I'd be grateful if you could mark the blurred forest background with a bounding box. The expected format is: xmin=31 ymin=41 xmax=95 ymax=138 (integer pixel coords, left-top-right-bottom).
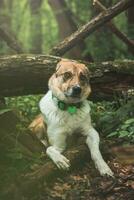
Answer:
xmin=0 ymin=0 xmax=134 ymax=200
xmin=0 ymin=0 xmax=134 ymax=60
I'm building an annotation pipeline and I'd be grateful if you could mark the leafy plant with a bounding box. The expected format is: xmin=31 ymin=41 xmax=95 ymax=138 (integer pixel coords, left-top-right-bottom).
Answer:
xmin=6 ymin=95 xmax=43 ymax=122
xmin=108 ymin=118 xmax=134 ymax=142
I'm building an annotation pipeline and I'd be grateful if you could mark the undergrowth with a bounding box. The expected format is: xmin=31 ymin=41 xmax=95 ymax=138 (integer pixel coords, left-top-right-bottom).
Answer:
xmin=5 ymin=95 xmax=134 ymax=142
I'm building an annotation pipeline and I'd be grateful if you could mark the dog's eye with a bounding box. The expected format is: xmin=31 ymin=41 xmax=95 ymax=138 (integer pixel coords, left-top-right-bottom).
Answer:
xmin=63 ymin=72 xmax=72 ymax=81
xmin=80 ymin=73 xmax=88 ymax=82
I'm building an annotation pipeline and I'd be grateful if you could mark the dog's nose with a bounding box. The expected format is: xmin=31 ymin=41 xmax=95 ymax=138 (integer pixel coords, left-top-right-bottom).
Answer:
xmin=72 ymin=85 xmax=81 ymax=95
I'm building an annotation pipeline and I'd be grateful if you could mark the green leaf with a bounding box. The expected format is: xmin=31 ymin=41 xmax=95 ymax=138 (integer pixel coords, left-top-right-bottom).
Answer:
xmin=129 ymin=126 xmax=134 ymax=132
xmin=107 ymin=131 xmax=118 ymax=137
xmin=119 ymin=130 xmax=129 ymax=138
xmin=121 ymin=124 xmax=129 ymax=130
xmin=0 ymin=108 xmax=11 ymax=115
xmin=125 ymin=118 xmax=134 ymax=124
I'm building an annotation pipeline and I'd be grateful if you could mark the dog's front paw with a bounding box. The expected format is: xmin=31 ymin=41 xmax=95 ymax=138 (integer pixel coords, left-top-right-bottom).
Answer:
xmin=98 ymin=163 xmax=114 ymax=177
xmin=100 ymin=166 xmax=114 ymax=177
xmin=54 ymin=154 xmax=70 ymax=170
xmin=46 ymin=146 xmax=70 ymax=170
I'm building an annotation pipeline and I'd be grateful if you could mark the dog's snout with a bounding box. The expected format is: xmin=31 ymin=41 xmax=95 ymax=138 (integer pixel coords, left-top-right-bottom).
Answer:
xmin=72 ymin=85 xmax=81 ymax=95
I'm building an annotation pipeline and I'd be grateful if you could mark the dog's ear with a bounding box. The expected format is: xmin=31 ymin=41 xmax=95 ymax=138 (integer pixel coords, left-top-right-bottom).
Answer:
xmin=55 ymin=63 xmax=61 ymax=77
xmin=56 ymin=62 xmax=61 ymax=71
xmin=83 ymin=66 xmax=90 ymax=81
xmin=55 ymin=60 xmax=65 ymax=77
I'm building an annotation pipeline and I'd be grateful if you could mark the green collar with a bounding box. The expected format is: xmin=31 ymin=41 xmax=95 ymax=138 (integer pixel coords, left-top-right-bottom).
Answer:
xmin=58 ymin=101 xmax=82 ymax=114
xmin=52 ymin=94 xmax=82 ymax=114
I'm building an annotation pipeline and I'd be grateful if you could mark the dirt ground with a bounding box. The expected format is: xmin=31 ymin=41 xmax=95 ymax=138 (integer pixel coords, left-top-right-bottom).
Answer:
xmin=0 ymin=142 xmax=134 ymax=200
xmin=42 ymin=164 xmax=134 ymax=200
xmin=36 ymin=152 xmax=134 ymax=200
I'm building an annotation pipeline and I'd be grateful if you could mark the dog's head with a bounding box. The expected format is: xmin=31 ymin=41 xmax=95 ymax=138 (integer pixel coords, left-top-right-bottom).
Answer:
xmin=49 ymin=59 xmax=91 ymax=103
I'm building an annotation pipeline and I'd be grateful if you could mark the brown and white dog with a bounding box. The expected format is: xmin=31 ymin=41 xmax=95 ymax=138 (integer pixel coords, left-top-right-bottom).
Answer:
xmin=30 ymin=59 xmax=113 ymax=176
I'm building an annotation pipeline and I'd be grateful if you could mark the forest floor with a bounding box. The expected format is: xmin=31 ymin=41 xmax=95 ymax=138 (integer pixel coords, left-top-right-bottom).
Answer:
xmin=32 ymin=142 xmax=134 ymax=200
xmin=42 ymin=160 xmax=134 ymax=200
xmin=1 ymin=97 xmax=134 ymax=199
xmin=0 ymin=140 xmax=134 ymax=200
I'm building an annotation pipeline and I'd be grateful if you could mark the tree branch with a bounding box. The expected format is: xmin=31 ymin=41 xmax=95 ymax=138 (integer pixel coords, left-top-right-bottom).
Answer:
xmin=50 ymin=0 xmax=134 ymax=56
xmin=48 ymin=0 xmax=93 ymax=61
xmin=0 ymin=26 xmax=23 ymax=53
xmin=93 ymin=0 xmax=134 ymax=55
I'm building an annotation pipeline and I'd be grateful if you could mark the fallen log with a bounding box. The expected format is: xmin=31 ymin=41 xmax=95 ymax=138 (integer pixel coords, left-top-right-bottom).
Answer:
xmin=4 ymin=145 xmax=90 ymax=199
xmin=0 ymin=54 xmax=134 ymax=100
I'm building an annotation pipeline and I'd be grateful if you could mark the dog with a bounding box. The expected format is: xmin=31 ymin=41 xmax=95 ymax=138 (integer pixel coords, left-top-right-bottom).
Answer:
xmin=29 ymin=59 xmax=113 ymax=176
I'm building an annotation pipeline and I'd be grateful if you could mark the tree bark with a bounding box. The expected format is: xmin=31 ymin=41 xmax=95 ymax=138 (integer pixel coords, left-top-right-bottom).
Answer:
xmin=48 ymin=0 xmax=93 ymax=61
xmin=0 ymin=54 xmax=134 ymax=99
xmin=50 ymin=0 xmax=134 ymax=56
xmin=127 ymin=5 xmax=134 ymax=54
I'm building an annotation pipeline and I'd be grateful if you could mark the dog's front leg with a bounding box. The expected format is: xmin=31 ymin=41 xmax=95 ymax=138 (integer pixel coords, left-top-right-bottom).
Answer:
xmin=46 ymin=131 xmax=70 ymax=170
xmin=86 ymin=127 xmax=114 ymax=176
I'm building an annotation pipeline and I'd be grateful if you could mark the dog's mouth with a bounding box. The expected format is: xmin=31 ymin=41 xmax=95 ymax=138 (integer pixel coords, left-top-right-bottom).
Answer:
xmin=64 ymin=86 xmax=82 ymax=101
xmin=64 ymin=94 xmax=81 ymax=104
xmin=64 ymin=92 xmax=81 ymax=98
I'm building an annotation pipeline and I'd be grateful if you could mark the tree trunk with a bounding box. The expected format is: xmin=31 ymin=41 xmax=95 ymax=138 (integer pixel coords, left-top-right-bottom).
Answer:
xmin=127 ymin=5 xmax=134 ymax=55
xmin=0 ymin=55 xmax=134 ymax=99
xmin=48 ymin=0 xmax=93 ymax=61
xmin=50 ymin=0 xmax=134 ymax=56
xmin=29 ymin=0 xmax=43 ymax=53
xmin=0 ymin=0 xmax=23 ymax=53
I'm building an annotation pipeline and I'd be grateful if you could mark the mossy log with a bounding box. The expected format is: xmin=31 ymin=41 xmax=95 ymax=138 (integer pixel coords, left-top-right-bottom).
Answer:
xmin=0 ymin=110 xmax=45 ymax=156
xmin=0 ymin=54 xmax=134 ymax=100
xmin=4 ymin=145 xmax=90 ymax=199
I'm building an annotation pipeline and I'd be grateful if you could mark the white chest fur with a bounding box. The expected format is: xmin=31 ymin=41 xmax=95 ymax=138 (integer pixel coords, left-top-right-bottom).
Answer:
xmin=39 ymin=91 xmax=92 ymax=136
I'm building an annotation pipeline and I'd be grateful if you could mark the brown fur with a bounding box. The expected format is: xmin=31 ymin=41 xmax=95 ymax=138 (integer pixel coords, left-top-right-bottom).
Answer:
xmin=49 ymin=59 xmax=91 ymax=103
xmin=29 ymin=114 xmax=47 ymax=137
